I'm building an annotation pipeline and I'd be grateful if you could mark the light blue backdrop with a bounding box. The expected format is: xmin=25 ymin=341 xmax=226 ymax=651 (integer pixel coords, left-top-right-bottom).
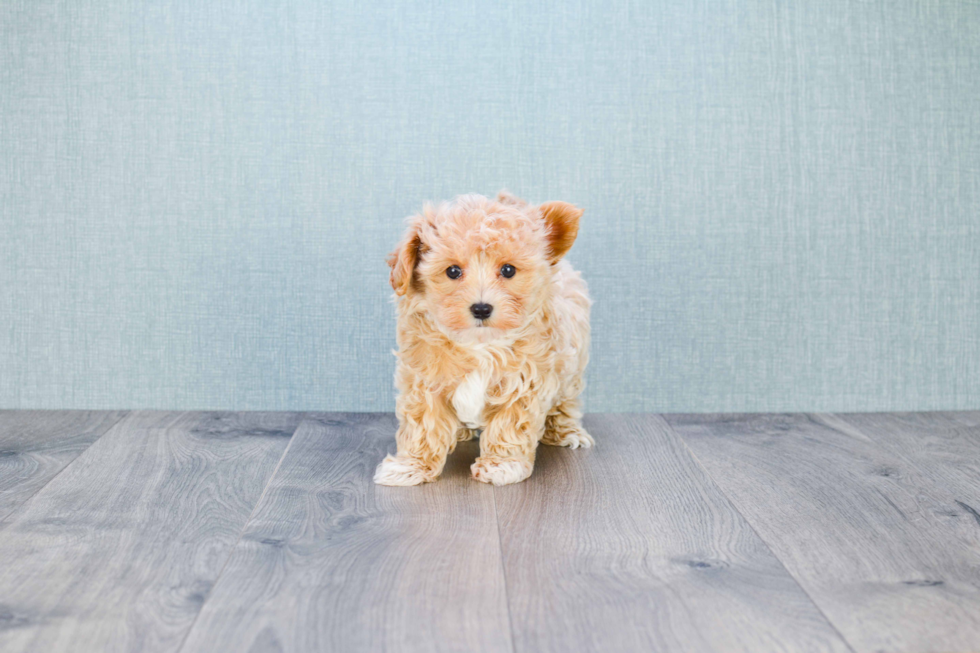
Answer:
xmin=2 ymin=1 xmax=978 ymax=412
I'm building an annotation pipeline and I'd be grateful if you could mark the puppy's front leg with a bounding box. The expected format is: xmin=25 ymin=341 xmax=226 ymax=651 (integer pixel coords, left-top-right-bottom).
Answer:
xmin=472 ymin=398 xmax=546 ymax=486
xmin=374 ymin=391 xmax=457 ymax=486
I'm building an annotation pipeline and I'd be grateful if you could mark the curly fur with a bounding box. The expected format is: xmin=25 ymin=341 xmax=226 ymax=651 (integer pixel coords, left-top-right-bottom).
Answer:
xmin=374 ymin=191 xmax=592 ymax=486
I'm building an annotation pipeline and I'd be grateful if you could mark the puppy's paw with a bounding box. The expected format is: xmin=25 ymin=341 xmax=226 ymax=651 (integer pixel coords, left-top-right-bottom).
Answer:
xmin=456 ymin=427 xmax=478 ymax=442
xmin=471 ymin=457 xmax=533 ymax=486
xmin=374 ymin=455 xmax=433 ymax=486
xmin=542 ymin=423 xmax=594 ymax=449
xmin=559 ymin=426 xmax=595 ymax=449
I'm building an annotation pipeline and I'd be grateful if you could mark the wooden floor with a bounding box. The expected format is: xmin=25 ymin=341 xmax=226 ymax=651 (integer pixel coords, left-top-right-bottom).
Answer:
xmin=0 ymin=412 xmax=978 ymax=653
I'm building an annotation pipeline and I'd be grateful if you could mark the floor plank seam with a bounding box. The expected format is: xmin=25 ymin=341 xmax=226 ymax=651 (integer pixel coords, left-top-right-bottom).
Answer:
xmin=172 ymin=413 xmax=306 ymax=653
xmin=490 ymin=485 xmax=518 ymax=653
xmin=659 ymin=415 xmax=860 ymax=653
xmin=0 ymin=410 xmax=131 ymax=527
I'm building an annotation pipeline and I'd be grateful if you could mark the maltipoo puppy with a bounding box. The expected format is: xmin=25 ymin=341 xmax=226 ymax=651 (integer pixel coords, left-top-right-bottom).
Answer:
xmin=374 ymin=191 xmax=592 ymax=487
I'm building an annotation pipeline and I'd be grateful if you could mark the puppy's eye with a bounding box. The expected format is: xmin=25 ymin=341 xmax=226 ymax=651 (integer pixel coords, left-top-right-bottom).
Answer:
xmin=446 ymin=265 xmax=462 ymax=279
xmin=500 ymin=264 xmax=516 ymax=278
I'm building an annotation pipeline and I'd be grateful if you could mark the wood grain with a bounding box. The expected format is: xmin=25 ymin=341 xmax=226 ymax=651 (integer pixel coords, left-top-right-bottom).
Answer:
xmin=0 ymin=410 xmax=127 ymax=521
xmin=828 ymin=411 xmax=980 ymax=509
xmin=179 ymin=413 xmax=513 ymax=653
xmin=493 ymin=413 xmax=851 ymax=653
xmin=0 ymin=410 xmax=301 ymax=653
xmin=666 ymin=412 xmax=980 ymax=653
xmin=5 ymin=410 xmax=977 ymax=652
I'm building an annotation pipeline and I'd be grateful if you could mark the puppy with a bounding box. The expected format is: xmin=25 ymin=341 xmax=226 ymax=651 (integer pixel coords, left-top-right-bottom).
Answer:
xmin=374 ymin=191 xmax=592 ymax=486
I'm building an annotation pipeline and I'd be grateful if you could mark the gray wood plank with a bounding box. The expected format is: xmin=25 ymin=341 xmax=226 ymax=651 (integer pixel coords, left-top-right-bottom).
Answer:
xmin=0 ymin=410 xmax=127 ymax=521
xmin=179 ymin=413 xmax=513 ymax=653
xmin=0 ymin=410 xmax=301 ymax=653
xmin=493 ymin=413 xmax=851 ymax=653
xmin=827 ymin=411 xmax=980 ymax=509
xmin=666 ymin=412 xmax=980 ymax=653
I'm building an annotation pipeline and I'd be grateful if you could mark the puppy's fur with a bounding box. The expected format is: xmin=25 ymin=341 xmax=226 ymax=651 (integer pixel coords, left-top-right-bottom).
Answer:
xmin=374 ymin=191 xmax=592 ymax=486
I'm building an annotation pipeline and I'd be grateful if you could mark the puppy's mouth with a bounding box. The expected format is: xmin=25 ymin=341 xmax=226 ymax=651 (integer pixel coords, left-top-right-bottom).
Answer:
xmin=473 ymin=318 xmax=506 ymax=330
xmin=446 ymin=319 xmax=515 ymax=344
xmin=465 ymin=318 xmax=501 ymax=333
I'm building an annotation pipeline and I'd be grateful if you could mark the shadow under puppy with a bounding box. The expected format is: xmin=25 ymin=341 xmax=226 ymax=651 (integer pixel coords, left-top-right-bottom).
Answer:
xmin=375 ymin=191 xmax=593 ymax=487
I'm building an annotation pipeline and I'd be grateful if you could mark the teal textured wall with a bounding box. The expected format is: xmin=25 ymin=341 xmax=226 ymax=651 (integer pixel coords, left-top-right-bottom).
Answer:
xmin=2 ymin=1 xmax=978 ymax=412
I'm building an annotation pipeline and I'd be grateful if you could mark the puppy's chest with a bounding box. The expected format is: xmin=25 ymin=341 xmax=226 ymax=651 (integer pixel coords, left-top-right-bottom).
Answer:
xmin=452 ymin=369 xmax=490 ymax=429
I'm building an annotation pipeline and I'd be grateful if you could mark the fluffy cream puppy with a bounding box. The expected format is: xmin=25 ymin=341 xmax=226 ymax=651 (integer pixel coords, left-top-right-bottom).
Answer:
xmin=374 ymin=191 xmax=592 ymax=486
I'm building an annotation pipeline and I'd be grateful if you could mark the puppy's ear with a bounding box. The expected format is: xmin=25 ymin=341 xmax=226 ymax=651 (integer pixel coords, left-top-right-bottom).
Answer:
xmin=387 ymin=219 xmax=423 ymax=296
xmin=496 ymin=189 xmax=528 ymax=208
xmin=538 ymin=201 xmax=583 ymax=262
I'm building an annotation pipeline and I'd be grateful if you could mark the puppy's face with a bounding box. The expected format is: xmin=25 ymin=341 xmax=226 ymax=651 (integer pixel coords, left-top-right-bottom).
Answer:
xmin=388 ymin=193 xmax=582 ymax=343
xmin=418 ymin=217 xmax=544 ymax=338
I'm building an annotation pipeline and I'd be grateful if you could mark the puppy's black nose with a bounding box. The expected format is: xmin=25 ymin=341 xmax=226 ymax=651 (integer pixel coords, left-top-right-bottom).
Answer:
xmin=470 ymin=303 xmax=493 ymax=320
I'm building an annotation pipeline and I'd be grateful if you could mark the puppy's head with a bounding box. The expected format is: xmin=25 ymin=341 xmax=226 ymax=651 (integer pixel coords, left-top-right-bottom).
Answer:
xmin=388 ymin=192 xmax=582 ymax=342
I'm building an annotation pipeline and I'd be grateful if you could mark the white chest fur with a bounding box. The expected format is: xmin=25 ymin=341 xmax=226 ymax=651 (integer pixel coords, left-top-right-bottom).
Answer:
xmin=453 ymin=369 xmax=489 ymax=429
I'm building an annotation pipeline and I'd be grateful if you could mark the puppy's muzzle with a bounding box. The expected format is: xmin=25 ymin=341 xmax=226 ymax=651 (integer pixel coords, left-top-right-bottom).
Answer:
xmin=470 ymin=303 xmax=493 ymax=320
